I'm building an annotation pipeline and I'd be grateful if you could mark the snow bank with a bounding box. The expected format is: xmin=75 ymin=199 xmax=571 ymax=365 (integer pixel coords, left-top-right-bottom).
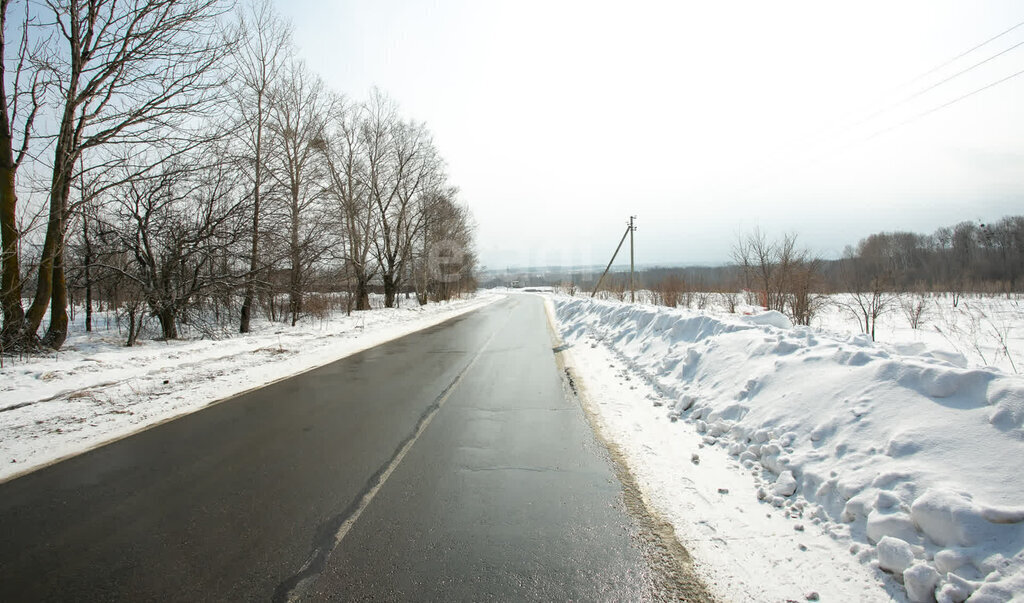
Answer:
xmin=554 ymin=296 xmax=1024 ymax=602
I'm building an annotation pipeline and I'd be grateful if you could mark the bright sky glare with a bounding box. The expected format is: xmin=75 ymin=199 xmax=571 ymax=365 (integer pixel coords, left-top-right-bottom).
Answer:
xmin=276 ymin=0 xmax=1024 ymax=269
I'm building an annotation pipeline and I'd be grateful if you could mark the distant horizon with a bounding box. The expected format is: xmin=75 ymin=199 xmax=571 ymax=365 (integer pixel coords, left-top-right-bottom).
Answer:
xmin=476 ymin=209 xmax=1023 ymax=272
xmin=479 ymin=261 xmax=729 ymax=274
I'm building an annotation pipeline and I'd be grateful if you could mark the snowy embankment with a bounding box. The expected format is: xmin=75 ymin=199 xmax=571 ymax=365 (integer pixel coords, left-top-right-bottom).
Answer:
xmin=552 ymin=296 xmax=1024 ymax=603
xmin=0 ymin=294 xmax=501 ymax=482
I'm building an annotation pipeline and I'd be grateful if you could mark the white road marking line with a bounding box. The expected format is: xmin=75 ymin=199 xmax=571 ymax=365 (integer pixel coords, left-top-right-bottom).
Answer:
xmin=329 ymin=305 xmax=510 ymax=549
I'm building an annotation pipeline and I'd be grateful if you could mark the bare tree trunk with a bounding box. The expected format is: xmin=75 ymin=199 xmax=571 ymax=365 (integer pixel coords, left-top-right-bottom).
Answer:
xmin=28 ymin=151 xmax=73 ymax=340
xmin=289 ymin=184 xmax=301 ymax=326
xmin=83 ymin=210 xmax=93 ymax=332
xmin=383 ymin=272 xmax=396 ymax=308
xmin=43 ymin=238 xmax=70 ymax=348
xmin=157 ymin=306 xmax=177 ymax=340
xmin=25 ymin=187 xmax=62 ymax=334
xmin=355 ymin=273 xmax=370 ymax=310
xmin=239 ymin=180 xmax=260 ymax=332
xmin=126 ymin=306 xmax=139 ymax=347
xmin=0 ymin=0 xmax=37 ymax=350
xmin=26 ymin=10 xmax=80 ymax=346
xmin=0 ymin=105 xmax=25 ymax=347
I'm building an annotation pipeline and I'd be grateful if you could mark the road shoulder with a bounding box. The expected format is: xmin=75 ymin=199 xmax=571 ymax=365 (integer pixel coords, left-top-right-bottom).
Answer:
xmin=544 ymin=295 xmax=718 ymax=601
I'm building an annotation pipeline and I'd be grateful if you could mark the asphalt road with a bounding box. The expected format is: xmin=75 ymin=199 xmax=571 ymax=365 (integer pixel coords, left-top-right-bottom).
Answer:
xmin=0 ymin=295 xmax=708 ymax=601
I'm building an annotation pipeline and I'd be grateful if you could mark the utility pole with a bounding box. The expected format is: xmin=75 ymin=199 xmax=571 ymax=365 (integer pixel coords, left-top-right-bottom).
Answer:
xmin=592 ymin=216 xmax=638 ymax=299
xmin=629 ymin=216 xmax=636 ymax=303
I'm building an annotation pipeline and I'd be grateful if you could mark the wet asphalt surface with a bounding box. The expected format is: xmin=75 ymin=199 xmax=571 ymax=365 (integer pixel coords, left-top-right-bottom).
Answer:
xmin=0 ymin=295 xmax=695 ymax=601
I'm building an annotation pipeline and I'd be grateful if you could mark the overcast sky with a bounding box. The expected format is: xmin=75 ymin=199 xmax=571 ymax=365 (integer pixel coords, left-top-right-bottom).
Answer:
xmin=275 ymin=0 xmax=1024 ymax=269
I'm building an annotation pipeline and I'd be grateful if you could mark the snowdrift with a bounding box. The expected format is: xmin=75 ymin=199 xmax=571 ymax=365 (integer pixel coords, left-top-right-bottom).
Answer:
xmin=555 ymin=297 xmax=1024 ymax=603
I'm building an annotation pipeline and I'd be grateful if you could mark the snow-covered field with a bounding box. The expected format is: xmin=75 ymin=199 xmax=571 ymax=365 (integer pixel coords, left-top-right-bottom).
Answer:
xmin=550 ymin=294 xmax=1024 ymax=602
xmin=0 ymin=293 xmax=501 ymax=483
xmin=817 ymin=294 xmax=1022 ymax=376
xmin=588 ymin=288 xmax=1023 ymax=375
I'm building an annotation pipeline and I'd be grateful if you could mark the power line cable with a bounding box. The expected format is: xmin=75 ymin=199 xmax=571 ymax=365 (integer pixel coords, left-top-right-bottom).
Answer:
xmin=780 ymin=17 xmax=1024 ymax=155
xmin=745 ymin=19 xmax=1024 ymax=182
xmin=745 ymin=65 xmax=1024 ymax=192
xmin=725 ymin=58 xmax=1024 ymax=197
xmin=863 ymin=64 xmax=1024 ymax=142
xmin=850 ymin=36 xmax=1024 ymax=130
xmin=902 ymin=18 xmax=1024 ymax=88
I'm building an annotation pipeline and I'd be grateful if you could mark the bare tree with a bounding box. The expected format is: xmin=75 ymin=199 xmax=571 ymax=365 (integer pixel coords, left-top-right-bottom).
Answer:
xmin=733 ymin=228 xmax=782 ymax=311
xmin=418 ymin=191 xmax=476 ymax=302
xmin=0 ymin=0 xmax=46 ymax=350
xmin=26 ymin=0 xmax=230 ymax=349
xmin=733 ymin=229 xmax=821 ymax=324
xmin=66 ymin=165 xmax=100 ymax=332
xmin=784 ymin=246 xmax=823 ymax=326
xmin=361 ymin=91 xmax=401 ymax=306
xmin=387 ymin=120 xmax=441 ymax=307
xmin=837 ymin=247 xmax=898 ymax=341
xmin=320 ymin=98 xmax=377 ymax=310
xmin=267 ymin=59 xmax=332 ymax=326
xmin=101 ymin=150 xmax=247 ymax=340
xmin=229 ymin=0 xmax=292 ymax=333
xmin=361 ymin=91 xmax=445 ymax=307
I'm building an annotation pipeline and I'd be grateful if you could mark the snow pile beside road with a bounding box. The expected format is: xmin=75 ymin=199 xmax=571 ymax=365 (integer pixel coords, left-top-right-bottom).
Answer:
xmin=554 ymin=296 xmax=1024 ymax=602
xmin=0 ymin=294 xmax=501 ymax=482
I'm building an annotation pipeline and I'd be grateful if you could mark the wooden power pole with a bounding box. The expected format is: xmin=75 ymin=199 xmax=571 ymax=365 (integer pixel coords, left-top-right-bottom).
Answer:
xmin=629 ymin=216 xmax=636 ymax=303
xmin=592 ymin=217 xmax=637 ymax=300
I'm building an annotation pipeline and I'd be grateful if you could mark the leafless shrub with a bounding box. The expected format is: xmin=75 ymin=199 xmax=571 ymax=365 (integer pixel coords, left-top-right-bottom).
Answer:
xmin=302 ymin=293 xmax=333 ymax=321
xmin=837 ymin=269 xmax=890 ymax=344
xmin=986 ymin=309 xmax=1018 ymax=374
xmin=733 ymin=229 xmax=821 ymax=325
xmin=695 ymin=290 xmax=712 ymax=310
xmin=899 ymin=295 xmax=930 ymax=330
xmin=611 ymin=279 xmax=627 ymax=302
xmin=118 ymin=299 xmax=148 ymax=348
xmin=717 ymin=291 xmax=739 ymax=313
xmin=680 ymin=290 xmax=694 ymax=309
xmin=653 ymin=275 xmax=684 ymax=308
xmin=787 ymin=258 xmax=825 ymax=326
